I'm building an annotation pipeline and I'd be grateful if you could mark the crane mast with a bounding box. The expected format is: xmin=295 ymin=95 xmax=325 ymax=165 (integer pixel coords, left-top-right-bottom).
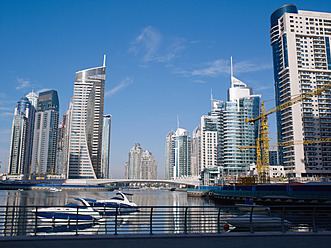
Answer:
xmin=244 ymin=82 xmax=331 ymax=182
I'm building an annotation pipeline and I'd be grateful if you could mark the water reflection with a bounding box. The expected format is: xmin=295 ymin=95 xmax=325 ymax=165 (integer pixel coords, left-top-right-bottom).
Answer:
xmin=0 ymin=189 xmax=217 ymax=236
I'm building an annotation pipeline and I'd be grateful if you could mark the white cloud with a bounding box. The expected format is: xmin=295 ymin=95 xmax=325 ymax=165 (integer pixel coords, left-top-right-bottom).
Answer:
xmin=178 ymin=59 xmax=272 ymax=78
xmin=0 ymin=107 xmax=11 ymax=111
xmin=192 ymin=59 xmax=229 ymax=77
xmin=15 ymin=77 xmax=32 ymax=90
xmin=130 ymin=26 xmax=162 ymax=63
xmin=105 ymin=77 xmax=134 ymax=97
xmin=0 ymin=112 xmax=13 ymax=117
xmin=130 ymin=26 xmax=185 ymax=64
xmin=35 ymin=88 xmax=51 ymax=95
xmin=193 ymin=79 xmax=207 ymax=84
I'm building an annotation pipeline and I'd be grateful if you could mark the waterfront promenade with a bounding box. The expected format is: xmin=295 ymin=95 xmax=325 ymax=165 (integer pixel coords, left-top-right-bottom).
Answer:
xmin=1 ymin=232 xmax=331 ymax=248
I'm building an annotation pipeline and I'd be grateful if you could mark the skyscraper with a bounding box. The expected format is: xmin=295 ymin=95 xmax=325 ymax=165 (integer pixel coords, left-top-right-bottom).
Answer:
xmin=191 ymin=126 xmax=201 ymax=176
xmin=101 ymin=114 xmax=111 ymax=179
xmin=217 ymin=73 xmax=260 ymax=177
xmin=165 ymin=130 xmax=175 ymax=180
xmin=270 ymin=5 xmax=331 ymax=177
xmin=141 ymin=150 xmax=157 ymax=179
xmin=201 ymin=59 xmax=260 ymax=184
xmin=127 ymin=143 xmax=143 ymax=179
xmin=165 ymin=128 xmax=192 ymax=179
xmin=56 ymin=114 xmax=68 ymax=177
xmin=68 ymin=59 xmax=106 ymax=179
xmin=8 ymin=94 xmax=36 ymax=177
xmin=31 ymin=90 xmax=59 ymax=176
xmin=200 ymin=115 xmax=218 ymax=171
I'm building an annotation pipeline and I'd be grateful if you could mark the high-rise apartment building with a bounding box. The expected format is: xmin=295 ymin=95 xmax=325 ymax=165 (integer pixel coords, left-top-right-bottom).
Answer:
xmin=141 ymin=150 xmax=157 ymax=179
xmin=101 ymin=114 xmax=111 ymax=179
xmin=270 ymin=4 xmax=331 ymax=177
xmin=56 ymin=115 xmax=68 ymax=176
xmin=68 ymin=60 xmax=106 ymax=179
xmin=31 ymin=90 xmax=59 ymax=175
xmin=269 ymin=149 xmax=278 ymax=166
xmin=191 ymin=126 xmax=201 ymax=176
xmin=165 ymin=130 xmax=175 ymax=180
xmin=8 ymin=94 xmax=36 ymax=176
xmin=217 ymin=74 xmax=260 ymax=177
xmin=165 ymin=128 xmax=192 ymax=179
xmin=201 ymin=60 xmax=260 ymax=184
xmin=200 ymin=115 xmax=218 ymax=171
xmin=126 ymin=144 xmax=157 ymax=180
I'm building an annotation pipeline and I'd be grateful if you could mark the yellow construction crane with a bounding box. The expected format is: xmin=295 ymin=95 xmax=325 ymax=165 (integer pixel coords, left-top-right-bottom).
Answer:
xmin=244 ymin=82 xmax=331 ymax=182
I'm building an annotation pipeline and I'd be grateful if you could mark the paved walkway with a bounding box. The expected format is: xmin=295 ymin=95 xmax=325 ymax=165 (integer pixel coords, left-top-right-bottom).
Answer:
xmin=1 ymin=232 xmax=331 ymax=248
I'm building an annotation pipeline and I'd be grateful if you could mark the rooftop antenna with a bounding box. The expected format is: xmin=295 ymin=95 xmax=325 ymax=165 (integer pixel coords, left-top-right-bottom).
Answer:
xmin=177 ymin=114 xmax=179 ymax=130
xmin=103 ymin=54 xmax=106 ymax=67
xmin=210 ymin=88 xmax=214 ymax=110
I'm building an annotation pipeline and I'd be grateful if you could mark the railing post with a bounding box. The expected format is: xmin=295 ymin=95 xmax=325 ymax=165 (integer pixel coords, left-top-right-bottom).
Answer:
xmin=217 ymin=208 xmax=221 ymax=233
xmin=281 ymin=207 xmax=286 ymax=233
xmin=76 ymin=207 xmax=79 ymax=235
xmin=249 ymin=206 xmax=254 ymax=233
xmin=34 ymin=207 xmax=38 ymax=236
xmin=313 ymin=207 xmax=317 ymax=232
xmin=150 ymin=207 xmax=154 ymax=235
xmin=184 ymin=207 xmax=188 ymax=234
xmin=115 ymin=207 xmax=118 ymax=235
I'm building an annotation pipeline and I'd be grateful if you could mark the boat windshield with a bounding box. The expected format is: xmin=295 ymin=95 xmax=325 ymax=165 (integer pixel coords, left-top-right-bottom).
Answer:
xmin=111 ymin=196 xmax=124 ymax=201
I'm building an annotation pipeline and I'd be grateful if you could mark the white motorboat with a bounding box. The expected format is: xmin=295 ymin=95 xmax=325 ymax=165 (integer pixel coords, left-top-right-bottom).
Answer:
xmin=83 ymin=191 xmax=138 ymax=214
xmin=31 ymin=198 xmax=101 ymax=223
xmin=49 ymin=187 xmax=62 ymax=192
xmin=227 ymin=213 xmax=289 ymax=228
xmin=235 ymin=203 xmax=270 ymax=213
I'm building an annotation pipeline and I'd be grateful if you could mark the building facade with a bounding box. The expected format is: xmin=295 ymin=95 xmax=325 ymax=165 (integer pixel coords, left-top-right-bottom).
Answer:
xmin=56 ymin=114 xmax=68 ymax=176
xmin=165 ymin=130 xmax=175 ymax=180
xmin=68 ymin=63 xmax=106 ymax=179
xmin=270 ymin=4 xmax=331 ymax=177
xmin=200 ymin=115 xmax=219 ymax=171
xmin=141 ymin=150 xmax=157 ymax=179
xmin=191 ymin=126 xmax=201 ymax=176
xmin=31 ymin=90 xmax=59 ymax=175
xmin=127 ymin=143 xmax=143 ymax=179
xmin=8 ymin=94 xmax=36 ymax=176
xmin=101 ymin=114 xmax=111 ymax=179
xmin=165 ymin=128 xmax=192 ymax=179
xmin=201 ymin=60 xmax=260 ymax=185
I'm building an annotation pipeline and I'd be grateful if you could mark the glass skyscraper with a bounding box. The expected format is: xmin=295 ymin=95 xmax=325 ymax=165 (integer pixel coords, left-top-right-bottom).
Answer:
xmin=270 ymin=4 xmax=331 ymax=177
xmin=165 ymin=130 xmax=175 ymax=180
xmin=31 ymin=90 xmax=59 ymax=175
xmin=201 ymin=60 xmax=260 ymax=184
xmin=165 ymin=128 xmax=192 ymax=179
xmin=191 ymin=126 xmax=201 ymax=176
xmin=101 ymin=114 xmax=111 ymax=179
xmin=68 ymin=62 xmax=106 ymax=179
xmin=8 ymin=94 xmax=36 ymax=177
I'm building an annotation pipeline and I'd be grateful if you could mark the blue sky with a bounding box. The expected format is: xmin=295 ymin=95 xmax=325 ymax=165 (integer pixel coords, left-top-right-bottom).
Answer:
xmin=1 ymin=0 xmax=331 ymax=178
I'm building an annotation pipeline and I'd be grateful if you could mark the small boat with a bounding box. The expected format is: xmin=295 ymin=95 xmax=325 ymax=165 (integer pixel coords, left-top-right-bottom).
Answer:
xmin=227 ymin=213 xmax=289 ymax=228
xmin=49 ymin=187 xmax=62 ymax=192
xmin=235 ymin=203 xmax=270 ymax=213
xmin=31 ymin=198 xmax=101 ymax=223
xmin=83 ymin=191 xmax=138 ymax=214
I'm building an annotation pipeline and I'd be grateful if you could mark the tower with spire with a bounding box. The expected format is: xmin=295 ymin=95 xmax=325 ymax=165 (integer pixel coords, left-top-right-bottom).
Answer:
xmin=201 ymin=57 xmax=261 ymax=185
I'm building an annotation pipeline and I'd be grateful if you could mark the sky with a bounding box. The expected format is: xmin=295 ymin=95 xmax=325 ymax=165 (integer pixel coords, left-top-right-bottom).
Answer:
xmin=1 ymin=0 xmax=331 ymax=179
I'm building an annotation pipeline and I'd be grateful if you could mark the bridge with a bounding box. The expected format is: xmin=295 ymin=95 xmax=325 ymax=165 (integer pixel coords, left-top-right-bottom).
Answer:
xmin=64 ymin=178 xmax=200 ymax=187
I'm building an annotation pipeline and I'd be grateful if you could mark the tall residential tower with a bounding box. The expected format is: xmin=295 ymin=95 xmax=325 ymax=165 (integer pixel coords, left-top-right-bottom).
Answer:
xmin=68 ymin=60 xmax=106 ymax=179
xmin=31 ymin=90 xmax=59 ymax=175
xmin=270 ymin=5 xmax=331 ymax=177
xmin=8 ymin=94 xmax=36 ymax=177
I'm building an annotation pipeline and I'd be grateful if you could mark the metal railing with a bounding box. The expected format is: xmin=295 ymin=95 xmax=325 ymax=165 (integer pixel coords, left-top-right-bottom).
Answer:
xmin=0 ymin=205 xmax=330 ymax=236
